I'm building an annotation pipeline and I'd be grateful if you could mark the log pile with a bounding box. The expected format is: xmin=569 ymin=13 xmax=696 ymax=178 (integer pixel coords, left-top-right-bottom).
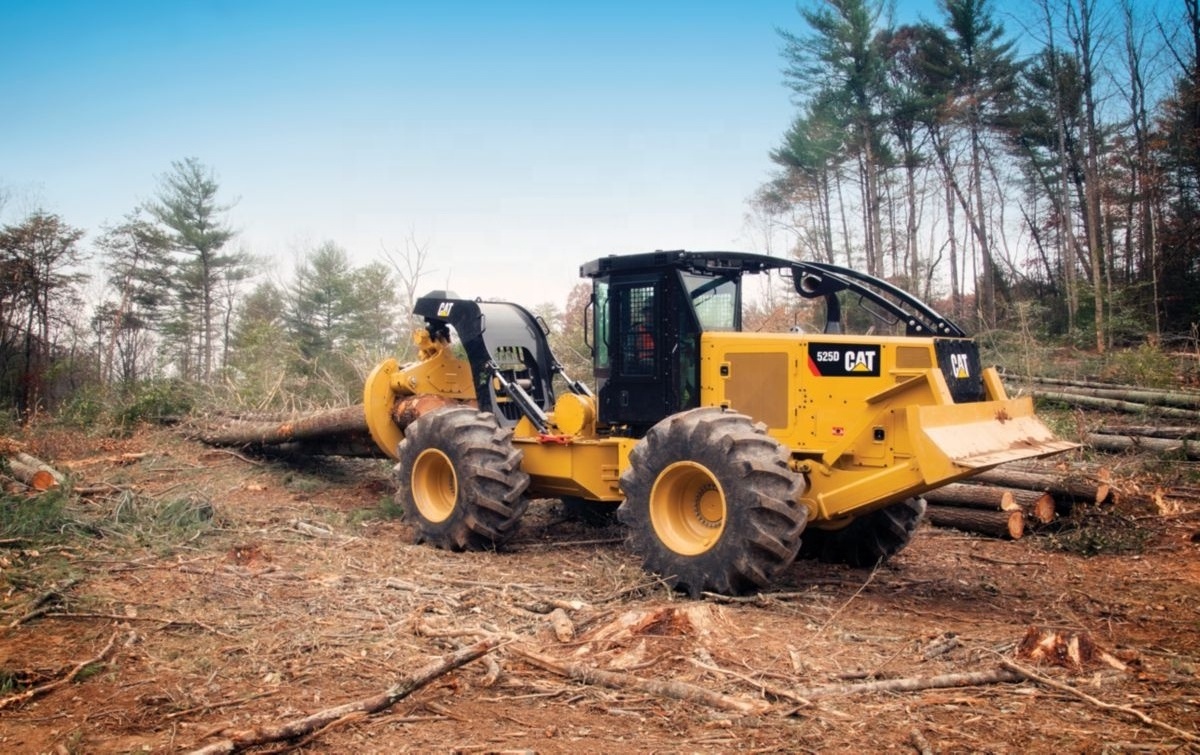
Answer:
xmin=1 ymin=440 xmax=67 ymax=492
xmin=924 ymin=374 xmax=1199 ymax=540
xmin=919 ymin=465 xmax=1114 ymax=541
xmin=922 ymin=482 xmax=1056 ymax=540
xmin=1008 ymin=376 xmax=1200 ymax=421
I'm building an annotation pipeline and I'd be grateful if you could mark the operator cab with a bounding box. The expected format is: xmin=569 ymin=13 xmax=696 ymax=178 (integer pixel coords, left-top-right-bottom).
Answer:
xmin=582 ymin=251 xmax=751 ymax=433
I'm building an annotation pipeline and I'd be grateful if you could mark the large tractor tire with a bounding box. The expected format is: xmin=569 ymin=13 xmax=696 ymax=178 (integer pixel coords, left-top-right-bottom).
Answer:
xmin=618 ymin=407 xmax=807 ymax=597
xmin=799 ymin=497 xmax=926 ymax=567
xmin=395 ymin=407 xmax=530 ymax=551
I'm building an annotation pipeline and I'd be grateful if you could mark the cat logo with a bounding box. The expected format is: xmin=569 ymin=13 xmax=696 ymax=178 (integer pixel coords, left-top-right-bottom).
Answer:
xmin=437 ymin=302 xmax=454 ymax=317
xmin=845 ymin=350 xmax=876 ymax=373
xmin=949 ymin=353 xmax=971 ymax=379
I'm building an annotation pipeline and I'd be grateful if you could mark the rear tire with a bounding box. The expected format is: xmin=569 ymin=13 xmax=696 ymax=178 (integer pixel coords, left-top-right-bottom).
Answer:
xmin=395 ymin=407 xmax=530 ymax=550
xmin=799 ymin=497 xmax=926 ymax=567
xmin=618 ymin=408 xmax=807 ymax=597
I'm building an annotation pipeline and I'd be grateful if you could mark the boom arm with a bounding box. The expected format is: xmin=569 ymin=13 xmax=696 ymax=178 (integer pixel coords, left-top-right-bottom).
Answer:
xmin=790 ymin=261 xmax=966 ymax=338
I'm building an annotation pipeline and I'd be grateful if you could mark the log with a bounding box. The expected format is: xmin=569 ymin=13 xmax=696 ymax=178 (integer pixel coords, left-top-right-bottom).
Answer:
xmin=6 ymin=460 xmax=58 ymax=491
xmin=187 ymin=637 xmax=499 ymax=754
xmin=13 ymin=452 xmax=65 ymax=484
xmin=1024 ymin=376 xmax=1200 ymax=407
xmin=1092 ymin=425 xmax=1200 ymax=440
xmin=264 ymin=435 xmax=384 ymax=458
xmin=790 ymin=666 xmax=1022 ymax=701
xmin=972 ymin=468 xmax=1111 ymax=506
xmin=1028 ymin=390 xmax=1200 ymax=420
xmin=190 ymin=405 xmax=369 ymax=447
xmin=925 ymin=504 xmax=1024 ymax=539
xmin=922 ymin=483 xmax=1021 ymax=511
xmin=191 ymin=397 xmax=474 ymax=456
xmin=1085 ymin=433 xmax=1200 ymax=460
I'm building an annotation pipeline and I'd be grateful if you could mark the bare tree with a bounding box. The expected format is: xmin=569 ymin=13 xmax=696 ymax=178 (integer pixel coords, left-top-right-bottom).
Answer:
xmin=0 ymin=212 xmax=89 ymax=419
xmin=381 ymin=229 xmax=433 ymax=360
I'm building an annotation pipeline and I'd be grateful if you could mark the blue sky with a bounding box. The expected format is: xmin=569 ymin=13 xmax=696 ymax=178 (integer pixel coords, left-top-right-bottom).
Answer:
xmin=2 ymin=1 xmax=942 ymax=308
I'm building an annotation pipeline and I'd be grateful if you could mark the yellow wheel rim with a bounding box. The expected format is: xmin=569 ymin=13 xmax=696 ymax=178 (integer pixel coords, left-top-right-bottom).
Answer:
xmin=411 ymin=448 xmax=457 ymax=523
xmin=649 ymin=462 xmax=726 ymax=556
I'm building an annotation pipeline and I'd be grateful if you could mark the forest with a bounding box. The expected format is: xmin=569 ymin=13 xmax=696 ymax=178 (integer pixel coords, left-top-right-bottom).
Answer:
xmin=1 ymin=0 xmax=1198 ymax=426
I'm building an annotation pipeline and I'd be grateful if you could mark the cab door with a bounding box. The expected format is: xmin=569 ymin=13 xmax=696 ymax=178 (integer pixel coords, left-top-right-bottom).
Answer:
xmin=594 ymin=275 xmax=672 ymax=431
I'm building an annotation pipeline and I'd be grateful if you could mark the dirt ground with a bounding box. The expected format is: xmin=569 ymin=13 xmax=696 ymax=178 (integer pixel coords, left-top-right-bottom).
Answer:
xmin=0 ymin=427 xmax=1197 ymax=754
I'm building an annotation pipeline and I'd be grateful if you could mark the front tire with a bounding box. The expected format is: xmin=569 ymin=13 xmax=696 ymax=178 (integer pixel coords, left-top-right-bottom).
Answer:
xmin=618 ymin=408 xmax=807 ymax=597
xmin=395 ymin=407 xmax=530 ymax=550
xmin=799 ymin=497 xmax=926 ymax=567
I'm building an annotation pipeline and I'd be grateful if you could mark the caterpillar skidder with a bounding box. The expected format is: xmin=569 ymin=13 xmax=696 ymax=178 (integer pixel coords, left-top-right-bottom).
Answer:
xmin=363 ymin=250 xmax=1075 ymax=596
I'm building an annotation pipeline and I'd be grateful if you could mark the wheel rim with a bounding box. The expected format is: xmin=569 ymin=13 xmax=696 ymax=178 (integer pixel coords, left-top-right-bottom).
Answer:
xmin=411 ymin=448 xmax=457 ymax=523
xmin=649 ymin=461 xmax=726 ymax=556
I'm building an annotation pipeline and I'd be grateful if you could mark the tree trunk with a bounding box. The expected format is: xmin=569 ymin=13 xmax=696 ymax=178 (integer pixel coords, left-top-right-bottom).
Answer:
xmin=971 ymin=467 xmax=1111 ymax=506
xmin=6 ymin=460 xmax=57 ymax=491
xmin=926 ymin=505 xmax=1024 ymax=539
xmin=922 ymin=483 xmax=1022 ymax=511
xmin=1021 ymin=379 xmax=1200 ymax=409
xmin=1092 ymin=425 xmax=1199 ymax=440
xmin=1029 ymin=390 xmax=1200 ymax=420
xmin=191 ymin=405 xmax=369 ymax=447
xmin=1085 ymin=433 xmax=1200 ymax=459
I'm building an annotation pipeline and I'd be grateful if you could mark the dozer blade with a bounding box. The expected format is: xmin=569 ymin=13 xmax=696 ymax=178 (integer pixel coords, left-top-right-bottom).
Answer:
xmin=916 ymin=396 xmax=1079 ymax=471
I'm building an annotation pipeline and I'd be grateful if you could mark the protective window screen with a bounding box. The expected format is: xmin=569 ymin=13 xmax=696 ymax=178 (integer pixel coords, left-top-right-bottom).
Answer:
xmin=621 ymin=285 xmax=656 ymax=376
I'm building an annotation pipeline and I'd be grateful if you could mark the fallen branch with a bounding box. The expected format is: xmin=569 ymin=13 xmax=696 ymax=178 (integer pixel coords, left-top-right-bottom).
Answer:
xmin=510 ymin=644 xmax=769 ymax=715
xmin=687 ymin=656 xmax=808 ymax=704
xmin=789 ymin=666 xmax=1022 ymax=701
xmin=187 ymin=636 xmax=500 ymax=755
xmin=0 ymin=630 xmax=120 ymax=710
xmin=999 ymin=658 xmax=1200 ymax=746
xmin=5 ymin=576 xmax=81 ymax=629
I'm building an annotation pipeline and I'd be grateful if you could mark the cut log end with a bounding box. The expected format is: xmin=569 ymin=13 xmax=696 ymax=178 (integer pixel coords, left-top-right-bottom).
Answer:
xmin=1032 ymin=493 xmax=1056 ymax=524
xmin=28 ymin=470 xmax=56 ymax=491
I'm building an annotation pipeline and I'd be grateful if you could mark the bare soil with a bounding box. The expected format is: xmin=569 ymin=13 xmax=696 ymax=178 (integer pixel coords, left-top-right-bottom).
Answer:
xmin=1 ymin=427 xmax=1197 ymax=753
